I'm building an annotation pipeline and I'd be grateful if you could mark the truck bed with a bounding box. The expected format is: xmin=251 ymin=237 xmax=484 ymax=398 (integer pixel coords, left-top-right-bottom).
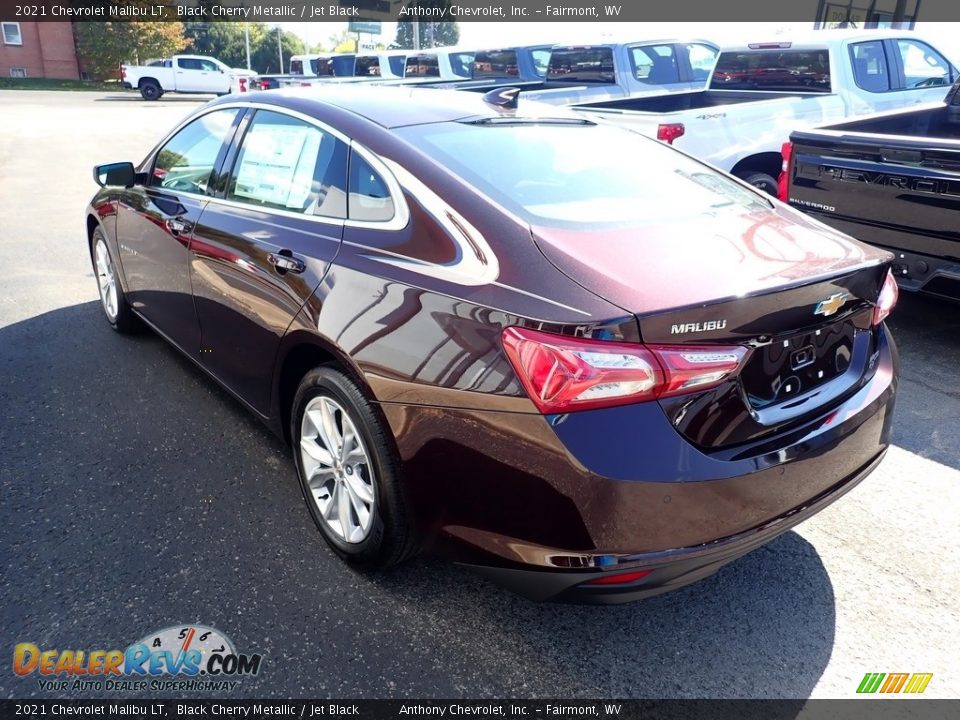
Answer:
xmin=577 ymin=90 xmax=824 ymax=114
xmin=786 ymin=85 xmax=960 ymax=299
xmin=810 ymin=105 xmax=960 ymax=141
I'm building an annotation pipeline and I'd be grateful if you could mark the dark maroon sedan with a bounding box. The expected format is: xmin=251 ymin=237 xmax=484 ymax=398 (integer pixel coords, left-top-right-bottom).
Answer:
xmin=85 ymin=86 xmax=899 ymax=602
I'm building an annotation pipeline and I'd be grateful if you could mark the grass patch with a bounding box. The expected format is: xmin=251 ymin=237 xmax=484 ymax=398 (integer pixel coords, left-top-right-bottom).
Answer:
xmin=0 ymin=78 xmax=127 ymax=92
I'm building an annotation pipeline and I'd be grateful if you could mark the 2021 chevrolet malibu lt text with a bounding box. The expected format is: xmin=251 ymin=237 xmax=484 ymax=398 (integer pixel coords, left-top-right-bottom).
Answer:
xmin=85 ymin=87 xmax=899 ymax=602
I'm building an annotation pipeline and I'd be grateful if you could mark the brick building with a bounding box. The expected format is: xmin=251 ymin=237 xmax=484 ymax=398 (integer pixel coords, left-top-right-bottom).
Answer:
xmin=0 ymin=22 xmax=80 ymax=80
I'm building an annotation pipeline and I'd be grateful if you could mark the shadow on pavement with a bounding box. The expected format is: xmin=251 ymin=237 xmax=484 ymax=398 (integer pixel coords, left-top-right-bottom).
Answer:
xmin=884 ymin=292 xmax=960 ymax=468
xmin=0 ymin=301 xmax=836 ymax=701
xmin=94 ymin=94 xmax=212 ymax=103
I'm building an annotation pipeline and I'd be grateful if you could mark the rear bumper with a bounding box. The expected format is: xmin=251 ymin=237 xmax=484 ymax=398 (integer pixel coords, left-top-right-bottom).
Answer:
xmin=381 ymin=325 xmax=898 ymax=602
xmin=466 ymin=449 xmax=884 ymax=604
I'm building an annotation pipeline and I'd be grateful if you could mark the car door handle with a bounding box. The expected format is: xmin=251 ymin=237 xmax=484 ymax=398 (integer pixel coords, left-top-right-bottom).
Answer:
xmin=268 ymin=252 xmax=305 ymax=274
xmin=167 ymin=217 xmax=192 ymax=235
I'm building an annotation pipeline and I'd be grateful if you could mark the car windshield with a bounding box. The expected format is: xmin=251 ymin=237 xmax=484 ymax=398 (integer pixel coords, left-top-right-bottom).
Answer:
xmin=395 ymin=121 xmax=769 ymax=228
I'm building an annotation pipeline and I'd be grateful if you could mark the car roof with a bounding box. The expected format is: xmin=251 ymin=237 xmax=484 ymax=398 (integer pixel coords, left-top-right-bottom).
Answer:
xmin=245 ymin=85 xmax=580 ymax=129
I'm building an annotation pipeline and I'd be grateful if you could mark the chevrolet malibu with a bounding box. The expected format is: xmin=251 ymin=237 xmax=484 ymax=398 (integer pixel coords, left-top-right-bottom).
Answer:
xmin=85 ymin=87 xmax=899 ymax=602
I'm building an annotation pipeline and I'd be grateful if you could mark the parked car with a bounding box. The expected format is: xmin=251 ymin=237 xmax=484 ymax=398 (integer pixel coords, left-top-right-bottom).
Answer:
xmin=86 ymin=87 xmax=899 ymax=603
xmin=121 ymin=55 xmax=256 ymax=100
xmin=782 ymin=78 xmax=960 ymax=300
xmin=418 ymin=41 xmax=719 ymax=103
xmin=275 ymin=51 xmax=410 ymax=89
xmin=572 ymin=31 xmax=958 ymax=194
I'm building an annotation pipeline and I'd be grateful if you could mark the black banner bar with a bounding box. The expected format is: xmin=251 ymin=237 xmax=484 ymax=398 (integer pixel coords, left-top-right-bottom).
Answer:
xmin=1 ymin=0 xmax=960 ymax=23
xmin=2 ymin=700 xmax=959 ymax=720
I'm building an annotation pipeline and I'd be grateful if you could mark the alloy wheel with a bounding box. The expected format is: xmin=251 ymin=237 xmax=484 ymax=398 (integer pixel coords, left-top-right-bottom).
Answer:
xmin=299 ymin=395 xmax=376 ymax=543
xmin=94 ymin=238 xmax=118 ymax=321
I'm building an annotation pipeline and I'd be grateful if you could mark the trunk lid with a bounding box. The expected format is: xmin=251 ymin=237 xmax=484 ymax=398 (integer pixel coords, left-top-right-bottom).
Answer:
xmin=531 ymin=203 xmax=892 ymax=450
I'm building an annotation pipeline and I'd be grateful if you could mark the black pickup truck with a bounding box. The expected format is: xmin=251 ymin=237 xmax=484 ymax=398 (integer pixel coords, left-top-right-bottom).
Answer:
xmin=782 ymin=79 xmax=960 ymax=300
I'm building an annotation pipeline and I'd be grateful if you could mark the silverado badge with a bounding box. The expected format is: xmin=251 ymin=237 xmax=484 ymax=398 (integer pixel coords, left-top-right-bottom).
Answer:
xmin=814 ymin=292 xmax=849 ymax=317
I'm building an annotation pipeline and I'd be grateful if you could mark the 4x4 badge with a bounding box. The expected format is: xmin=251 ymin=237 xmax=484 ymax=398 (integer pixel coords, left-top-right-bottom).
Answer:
xmin=814 ymin=293 xmax=849 ymax=317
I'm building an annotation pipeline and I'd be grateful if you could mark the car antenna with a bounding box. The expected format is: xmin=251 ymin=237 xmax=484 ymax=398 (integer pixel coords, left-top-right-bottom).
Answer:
xmin=482 ymin=87 xmax=520 ymax=110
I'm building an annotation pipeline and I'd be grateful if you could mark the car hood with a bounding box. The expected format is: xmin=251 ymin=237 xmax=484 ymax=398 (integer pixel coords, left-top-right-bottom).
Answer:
xmin=530 ymin=202 xmax=892 ymax=316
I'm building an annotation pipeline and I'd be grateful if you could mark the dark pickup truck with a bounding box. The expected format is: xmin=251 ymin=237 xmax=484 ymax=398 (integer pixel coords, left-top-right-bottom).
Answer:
xmin=782 ymin=79 xmax=960 ymax=300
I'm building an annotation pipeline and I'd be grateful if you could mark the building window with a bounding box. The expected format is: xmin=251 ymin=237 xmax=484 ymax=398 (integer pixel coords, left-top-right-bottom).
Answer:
xmin=10 ymin=68 xmax=27 ymax=78
xmin=2 ymin=22 xmax=22 ymax=46
xmin=815 ymin=0 xmax=921 ymax=29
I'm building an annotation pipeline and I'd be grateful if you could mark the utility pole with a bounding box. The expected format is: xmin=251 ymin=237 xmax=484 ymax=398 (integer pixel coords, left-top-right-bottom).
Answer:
xmin=277 ymin=26 xmax=284 ymax=73
xmin=244 ymin=23 xmax=251 ymax=71
xmin=412 ymin=20 xmax=420 ymax=50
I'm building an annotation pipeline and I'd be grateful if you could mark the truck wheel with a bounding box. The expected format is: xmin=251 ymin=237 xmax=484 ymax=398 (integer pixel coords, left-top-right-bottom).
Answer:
xmin=737 ymin=171 xmax=778 ymax=196
xmin=139 ymin=80 xmax=162 ymax=101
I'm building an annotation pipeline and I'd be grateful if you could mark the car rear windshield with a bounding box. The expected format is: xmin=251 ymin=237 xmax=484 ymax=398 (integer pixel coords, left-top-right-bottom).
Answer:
xmin=395 ymin=121 xmax=769 ymax=228
xmin=710 ymin=49 xmax=832 ymax=92
xmin=547 ymin=48 xmax=616 ymax=83
xmin=451 ymin=50 xmax=523 ymax=80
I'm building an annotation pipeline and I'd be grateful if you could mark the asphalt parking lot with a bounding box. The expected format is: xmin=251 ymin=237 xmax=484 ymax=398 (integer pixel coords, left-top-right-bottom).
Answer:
xmin=1 ymin=89 xmax=958 ymax=700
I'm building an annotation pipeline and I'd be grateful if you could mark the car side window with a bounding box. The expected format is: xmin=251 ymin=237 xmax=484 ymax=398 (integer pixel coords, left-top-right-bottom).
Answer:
xmin=631 ymin=45 xmax=680 ymax=85
xmin=348 ymin=154 xmax=394 ymax=223
xmin=687 ymin=43 xmax=718 ymax=83
xmin=227 ymin=110 xmax=348 ymax=218
xmin=177 ymin=58 xmax=200 ymax=71
xmin=851 ymin=41 xmax=891 ymax=92
xmin=199 ymin=59 xmax=220 ymax=72
xmin=896 ymin=39 xmax=953 ymax=89
xmin=151 ymin=109 xmax=241 ymax=195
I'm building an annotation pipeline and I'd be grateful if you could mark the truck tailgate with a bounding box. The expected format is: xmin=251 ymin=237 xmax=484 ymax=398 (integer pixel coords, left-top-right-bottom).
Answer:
xmin=788 ymin=133 xmax=960 ymax=263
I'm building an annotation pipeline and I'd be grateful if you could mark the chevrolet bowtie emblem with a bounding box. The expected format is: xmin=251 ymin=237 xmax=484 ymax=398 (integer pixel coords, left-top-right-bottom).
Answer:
xmin=814 ymin=292 xmax=849 ymax=317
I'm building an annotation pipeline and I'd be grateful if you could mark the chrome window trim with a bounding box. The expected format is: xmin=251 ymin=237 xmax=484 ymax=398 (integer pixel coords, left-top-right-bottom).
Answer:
xmin=143 ymin=101 xmax=409 ymax=230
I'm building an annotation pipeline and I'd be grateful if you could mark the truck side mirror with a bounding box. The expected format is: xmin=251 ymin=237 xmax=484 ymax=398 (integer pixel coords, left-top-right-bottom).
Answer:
xmin=94 ymin=162 xmax=136 ymax=188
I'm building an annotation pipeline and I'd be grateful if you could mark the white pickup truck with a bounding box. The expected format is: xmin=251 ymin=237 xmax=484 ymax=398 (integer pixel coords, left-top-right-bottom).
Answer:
xmin=572 ymin=30 xmax=958 ymax=194
xmin=121 ymin=55 xmax=256 ymax=100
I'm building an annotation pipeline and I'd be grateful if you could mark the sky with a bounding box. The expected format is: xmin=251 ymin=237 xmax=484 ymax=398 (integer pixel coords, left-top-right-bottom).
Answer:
xmin=278 ymin=21 xmax=960 ymax=64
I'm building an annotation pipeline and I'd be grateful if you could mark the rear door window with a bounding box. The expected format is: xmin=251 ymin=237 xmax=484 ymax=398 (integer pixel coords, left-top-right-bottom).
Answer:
xmin=228 ymin=110 xmax=348 ymax=218
xmin=630 ymin=45 xmax=680 ymax=85
xmin=850 ymin=40 xmax=891 ymax=92
xmin=686 ymin=43 xmax=719 ymax=82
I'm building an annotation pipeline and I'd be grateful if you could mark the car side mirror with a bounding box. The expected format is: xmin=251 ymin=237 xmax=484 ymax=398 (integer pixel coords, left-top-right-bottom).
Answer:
xmin=94 ymin=162 xmax=136 ymax=188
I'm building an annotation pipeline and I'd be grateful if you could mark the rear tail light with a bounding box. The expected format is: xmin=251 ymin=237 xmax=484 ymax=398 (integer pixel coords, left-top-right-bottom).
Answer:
xmin=657 ymin=123 xmax=685 ymax=145
xmin=501 ymin=327 xmax=747 ymax=414
xmin=238 ymin=78 xmax=247 ymax=93
xmin=260 ymin=80 xmax=270 ymax=90
xmin=583 ymin=570 xmax=652 ymax=586
xmin=872 ymin=269 xmax=899 ymax=326
xmin=778 ymin=141 xmax=793 ymax=202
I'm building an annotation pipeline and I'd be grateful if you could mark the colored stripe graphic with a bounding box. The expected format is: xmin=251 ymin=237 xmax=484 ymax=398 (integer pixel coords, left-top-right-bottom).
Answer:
xmin=880 ymin=673 xmax=909 ymax=693
xmin=857 ymin=672 xmax=933 ymax=694
xmin=903 ymin=673 xmax=934 ymax=694
xmin=857 ymin=673 xmax=885 ymax=693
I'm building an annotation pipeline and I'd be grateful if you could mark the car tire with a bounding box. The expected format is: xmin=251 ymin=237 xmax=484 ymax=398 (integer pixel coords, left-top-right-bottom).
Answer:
xmin=139 ymin=81 xmax=162 ymax=101
xmin=737 ymin=171 xmax=779 ymax=196
xmin=91 ymin=228 xmax=139 ymax=334
xmin=291 ymin=366 xmax=417 ymax=569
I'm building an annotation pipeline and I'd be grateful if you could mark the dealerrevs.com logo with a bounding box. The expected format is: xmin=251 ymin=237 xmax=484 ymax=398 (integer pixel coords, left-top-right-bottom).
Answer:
xmin=13 ymin=625 xmax=262 ymax=692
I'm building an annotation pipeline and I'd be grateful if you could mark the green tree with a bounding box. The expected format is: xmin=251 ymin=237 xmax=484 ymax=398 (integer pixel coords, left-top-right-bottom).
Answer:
xmin=74 ymin=21 xmax=189 ymax=79
xmin=393 ymin=3 xmax=460 ymax=50
xmin=250 ymin=26 xmax=306 ymax=74
xmin=182 ymin=21 xmax=252 ymax=69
